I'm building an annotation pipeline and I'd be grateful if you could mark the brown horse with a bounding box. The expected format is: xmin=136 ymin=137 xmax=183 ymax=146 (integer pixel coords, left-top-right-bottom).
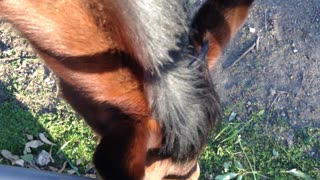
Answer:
xmin=0 ymin=0 xmax=254 ymax=179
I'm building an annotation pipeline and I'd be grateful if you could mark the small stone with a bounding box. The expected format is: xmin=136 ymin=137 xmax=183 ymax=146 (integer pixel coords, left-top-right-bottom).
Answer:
xmin=44 ymin=77 xmax=51 ymax=84
xmin=36 ymin=150 xmax=51 ymax=166
xmin=67 ymin=170 xmax=76 ymax=175
xmin=270 ymin=88 xmax=277 ymax=96
xmin=14 ymin=159 xmax=25 ymax=167
xmin=229 ymin=112 xmax=237 ymax=121
xmin=249 ymin=27 xmax=256 ymax=33
xmin=293 ymin=49 xmax=298 ymax=53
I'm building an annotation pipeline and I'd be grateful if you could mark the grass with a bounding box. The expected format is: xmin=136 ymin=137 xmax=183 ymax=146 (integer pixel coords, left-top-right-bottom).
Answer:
xmin=37 ymin=102 xmax=96 ymax=173
xmin=0 ymin=102 xmax=42 ymax=152
xmin=200 ymin=104 xmax=320 ymax=180
xmin=0 ymin=57 xmax=96 ymax=174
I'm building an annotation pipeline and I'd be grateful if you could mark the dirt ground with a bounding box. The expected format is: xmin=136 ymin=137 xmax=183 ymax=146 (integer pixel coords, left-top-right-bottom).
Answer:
xmin=213 ymin=0 xmax=320 ymax=128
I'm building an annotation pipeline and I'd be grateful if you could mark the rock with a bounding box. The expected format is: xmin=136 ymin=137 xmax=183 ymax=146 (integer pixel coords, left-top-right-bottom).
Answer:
xmin=229 ymin=112 xmax=237 ymax=121
xmin=249 ymin=27 xmax=256 ymax=33
xmin=36 ymin=150 xmax=51 ymax=166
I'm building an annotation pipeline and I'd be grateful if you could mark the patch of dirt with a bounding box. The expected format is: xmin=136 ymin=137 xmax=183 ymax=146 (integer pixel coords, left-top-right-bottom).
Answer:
xmin=0 ymin=21 xmax=36 ymax=58
xmin=0 ymin=21 xmax=60 ymax=114
xmin=213 ymin=0 xmax=320 ymax=128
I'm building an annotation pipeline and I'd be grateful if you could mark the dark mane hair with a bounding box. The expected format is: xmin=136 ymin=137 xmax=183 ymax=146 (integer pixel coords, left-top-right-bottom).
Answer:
xmin=108 ymin=0 xmax=222 ymax=161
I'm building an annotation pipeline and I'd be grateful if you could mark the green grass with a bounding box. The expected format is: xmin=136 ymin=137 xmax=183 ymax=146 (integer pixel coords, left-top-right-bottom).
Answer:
xmin=0 ymin=101 xmax=96 ymax=174
xmin=0 ymin=102 xmax=42 ymax=152
xmin=200 ymin=108 xmax=320 ymax=180
xmin=37 ymin=103 xmax=96 ymax=172
xmin=0 ymin=57 xmax=96 ymax=174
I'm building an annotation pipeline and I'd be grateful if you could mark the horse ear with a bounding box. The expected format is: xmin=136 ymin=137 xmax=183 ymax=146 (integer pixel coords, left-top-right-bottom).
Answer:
xmin=191 ymin=0 xmax=254 ymax=69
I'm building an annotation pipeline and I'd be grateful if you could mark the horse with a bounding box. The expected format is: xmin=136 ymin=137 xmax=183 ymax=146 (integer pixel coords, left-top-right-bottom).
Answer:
xmin=0 ymin=0 xmax=254 ymax=179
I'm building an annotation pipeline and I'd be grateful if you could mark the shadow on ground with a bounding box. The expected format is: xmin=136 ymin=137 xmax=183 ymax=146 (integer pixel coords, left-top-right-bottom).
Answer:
xmin=0 ymin=79 xmax=55 ymax=166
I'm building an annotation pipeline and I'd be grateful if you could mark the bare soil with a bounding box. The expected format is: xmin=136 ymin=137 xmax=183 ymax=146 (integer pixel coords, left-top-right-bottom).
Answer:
xmin=213 ymin=0 xmax=320 ymax=128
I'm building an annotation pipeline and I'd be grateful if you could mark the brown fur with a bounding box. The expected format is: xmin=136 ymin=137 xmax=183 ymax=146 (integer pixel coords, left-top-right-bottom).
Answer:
xmin=191 ymin=0 xmax=254 ymax=69
xmin=0 ymin=0 xmax=254 ymax=179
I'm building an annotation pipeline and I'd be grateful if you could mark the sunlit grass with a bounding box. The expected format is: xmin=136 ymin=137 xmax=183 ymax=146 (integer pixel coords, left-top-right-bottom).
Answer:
xmin=200 ymin=108 xmax=320 ymax=179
